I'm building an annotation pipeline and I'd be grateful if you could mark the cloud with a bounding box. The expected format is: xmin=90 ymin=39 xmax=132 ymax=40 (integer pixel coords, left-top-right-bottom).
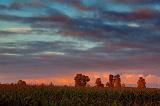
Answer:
xmin=0 ymin=53 xmax=22 ymax=56
xmin=54 ymin=0 xmax=96 ymax=11
xmin=102 ymin=9 xmax=160 ymax=21
xmin=112 ymin=0 xmax=160 ymax=5
xmin=132 ymin=8 xmax=159 ymax=20
xmin=0 ymin=27 xmax=32 ymax=33
xmin=0 ymin=4 xmax=8 ymax=9
xmin=0 ymin=1 xmax=46 ymax=10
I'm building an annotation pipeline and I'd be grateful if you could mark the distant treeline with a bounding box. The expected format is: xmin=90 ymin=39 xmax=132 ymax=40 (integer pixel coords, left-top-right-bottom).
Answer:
xmin=74 ymin=73 xmax=146 ymax=88
xmin=0 ymin=73 xmax=147 ymax=89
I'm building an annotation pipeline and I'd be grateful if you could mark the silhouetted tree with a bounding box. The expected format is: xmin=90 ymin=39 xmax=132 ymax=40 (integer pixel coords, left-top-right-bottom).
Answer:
xmin=137 ymin=77 xmax=146 ymax=88
xmin=95 ymin=78 xmax=104 ymax=87
xmin=17 ymin=80 xmax=26 ymax=86
xmin=106 ymin=74 xmax=114 ymax=88
xmin=49 ymin=82 xmax=54 ymax=86
xmin=106 ymin=74 xmax=122 ymax=88
xmin=74 ymin=74 xmax=90 ymax=87
xmin=113 ymin=74 xmax=121 ymax=88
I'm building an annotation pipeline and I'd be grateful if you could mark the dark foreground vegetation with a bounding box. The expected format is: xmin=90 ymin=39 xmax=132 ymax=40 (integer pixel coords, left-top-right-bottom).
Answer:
xmin=0 ymin=85 xmax=160 ymax=106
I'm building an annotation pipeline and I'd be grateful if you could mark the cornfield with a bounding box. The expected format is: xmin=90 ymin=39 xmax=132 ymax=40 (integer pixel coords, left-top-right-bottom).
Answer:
xmin=0 ymin=85 xmax=160 ymax=106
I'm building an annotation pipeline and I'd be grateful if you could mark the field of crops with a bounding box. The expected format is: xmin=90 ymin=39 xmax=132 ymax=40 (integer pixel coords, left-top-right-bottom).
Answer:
xmin=0 ymin=85 xmax=160 ymax=106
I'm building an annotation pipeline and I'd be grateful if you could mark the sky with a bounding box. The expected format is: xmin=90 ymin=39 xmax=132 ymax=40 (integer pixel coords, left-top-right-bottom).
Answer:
xmin=0 ymin=0 xmax=160 ymax=87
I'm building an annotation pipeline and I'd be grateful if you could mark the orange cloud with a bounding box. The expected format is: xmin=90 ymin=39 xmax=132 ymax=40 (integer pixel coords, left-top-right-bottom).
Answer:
xmin=24 ymin=71 xmax=160 ymax=88
xmin=24 ymin=71 xmax=110 ymax=86
xmin=121 ymin=73 xmax=144 ymax=85
xmin=25 ymin=76 xmax=74 ymax=86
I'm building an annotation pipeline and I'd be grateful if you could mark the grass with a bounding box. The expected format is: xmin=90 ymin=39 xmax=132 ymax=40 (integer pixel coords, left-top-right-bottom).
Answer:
xmin=0 ymin=85 xmax=160 ymax=106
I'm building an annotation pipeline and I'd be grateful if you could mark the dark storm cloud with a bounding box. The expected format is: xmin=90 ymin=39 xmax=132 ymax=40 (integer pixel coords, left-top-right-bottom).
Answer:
xmin=111 ymin=0 xmax=160 ymax=4
xmin=0 ymin=41 xmax=79 ymax=55
xmin=0 ymin=11 xmax=70 ymax=23
xmin=0 ymin=48 xmax=160 ymax=76
xmin=9 ymin=1 xmax=46 ymax=9
xmin=0 ymin=1 xmax=46 ymax=10
xmin=102 ymin=9 xmax=160 ymax=21
xmin=0 ymin=5 xmax=159 ymax=40
xmin=0 ymin=9 xmax=160 ymax=52
xmin=0 ymin=31 xmax=17 ymax=35
xmin=54 ymin=0 xmax=96 ymax=11
xmin=0 ymin=0 xmax=95 ymax=11
xmin=0 ymin=4 xmax=8 ymax=9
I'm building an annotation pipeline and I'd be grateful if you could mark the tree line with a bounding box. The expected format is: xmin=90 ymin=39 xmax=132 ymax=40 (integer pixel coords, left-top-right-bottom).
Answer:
xmin=74 ymin=73 xmax=146 ymax=88
xmin=0 ymin=74 xmax=146 ymax=88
